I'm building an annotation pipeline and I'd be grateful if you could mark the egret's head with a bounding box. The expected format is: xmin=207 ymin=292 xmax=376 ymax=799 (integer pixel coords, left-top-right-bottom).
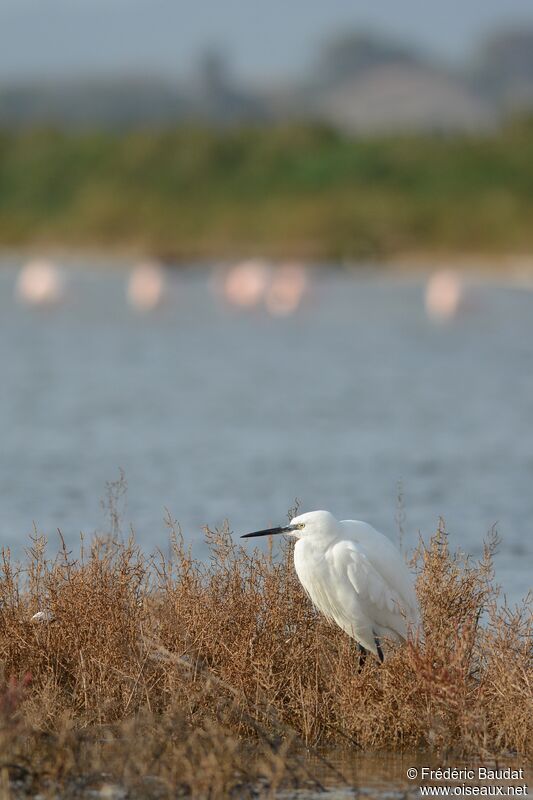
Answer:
xmin=241 ymin=510 xmax=337 ymax=540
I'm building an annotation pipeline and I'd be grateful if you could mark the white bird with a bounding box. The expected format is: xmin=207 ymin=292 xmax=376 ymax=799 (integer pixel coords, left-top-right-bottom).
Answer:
xmin=31 ymin=610 xmax=55 ymax=624
xmin=242 ymin=510 xmax=419 ymax=662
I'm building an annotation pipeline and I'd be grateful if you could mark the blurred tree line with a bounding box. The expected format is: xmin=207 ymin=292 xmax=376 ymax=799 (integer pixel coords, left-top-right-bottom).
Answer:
xmin=1 ymin=121 xmax=533 ymax=260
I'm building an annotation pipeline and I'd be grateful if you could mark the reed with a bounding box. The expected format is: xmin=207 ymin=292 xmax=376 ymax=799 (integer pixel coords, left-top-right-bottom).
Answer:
xmin=0 ymin=506 xmax=530 ymax=796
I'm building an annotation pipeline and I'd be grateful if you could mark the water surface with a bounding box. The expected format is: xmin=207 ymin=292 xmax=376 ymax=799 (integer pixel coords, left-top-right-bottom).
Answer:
xmin=0 ymin=260 xmax=531 ymax=603
xmin=280 ymin=751 xmax=532 ymax=798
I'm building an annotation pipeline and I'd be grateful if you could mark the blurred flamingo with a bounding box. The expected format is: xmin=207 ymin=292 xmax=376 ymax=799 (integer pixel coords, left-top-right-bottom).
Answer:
xmin=425 ymin=270 xmax=463 ymax=322
xmin=127 ymin=261 xmax=166 ymax=311
xmin=221 ymin=259 xmax=270 ymax=309
xmin=15 ymin=259 xmax=65 ymax=307
xmin=265 ymin=262 xmax=307 ymax=316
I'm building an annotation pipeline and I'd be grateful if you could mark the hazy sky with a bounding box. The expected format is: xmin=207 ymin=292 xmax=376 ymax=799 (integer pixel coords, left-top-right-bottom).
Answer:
xmin=1 ymin=0 xmax=533 ymax=83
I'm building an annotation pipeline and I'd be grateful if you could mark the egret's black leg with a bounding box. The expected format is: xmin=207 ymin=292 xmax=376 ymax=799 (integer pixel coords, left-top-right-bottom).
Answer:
xmin=374 ymin=636 xmax=384 ymax=663
xmin=357 ymin=642 xmax=368 ymax=671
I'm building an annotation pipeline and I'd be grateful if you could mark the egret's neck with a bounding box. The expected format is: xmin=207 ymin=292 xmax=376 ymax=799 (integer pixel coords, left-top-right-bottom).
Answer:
xmin=295 ymin=528 xmax=338 ymax=552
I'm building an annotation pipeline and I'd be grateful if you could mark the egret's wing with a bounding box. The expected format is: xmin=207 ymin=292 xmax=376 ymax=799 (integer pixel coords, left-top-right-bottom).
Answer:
xmin=345 ymin=546 xmax=403 ymax=614
xmin=339 ymin=521 xmax=419 ymax=623
xmin=329 ymin=538 xmax=417 ymax=640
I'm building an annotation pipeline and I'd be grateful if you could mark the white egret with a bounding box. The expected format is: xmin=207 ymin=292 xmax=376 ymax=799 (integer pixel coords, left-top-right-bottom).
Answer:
xmin=31 ymin=610 xmax=55 ymax=624
xmin=242 ymin=510 xmax=419 ymax=662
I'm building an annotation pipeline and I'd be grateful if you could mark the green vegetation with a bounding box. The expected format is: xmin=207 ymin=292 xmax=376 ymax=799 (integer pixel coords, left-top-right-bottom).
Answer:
xmin=1 ymin=121 xmax=533 ymax=260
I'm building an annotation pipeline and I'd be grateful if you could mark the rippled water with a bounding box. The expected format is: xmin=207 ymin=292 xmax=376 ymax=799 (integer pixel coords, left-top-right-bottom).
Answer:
xmin=0 ymin=260 xmax=531 ymax=603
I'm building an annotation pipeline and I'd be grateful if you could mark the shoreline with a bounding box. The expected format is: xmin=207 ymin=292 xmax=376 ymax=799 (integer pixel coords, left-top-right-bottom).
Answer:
xmin=2 ymin=245 xmax=533 ymax=278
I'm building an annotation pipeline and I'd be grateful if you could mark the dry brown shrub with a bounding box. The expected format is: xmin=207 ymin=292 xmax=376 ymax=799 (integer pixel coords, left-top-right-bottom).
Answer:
xmin=0 ymin=511 xmax=531 ymax=796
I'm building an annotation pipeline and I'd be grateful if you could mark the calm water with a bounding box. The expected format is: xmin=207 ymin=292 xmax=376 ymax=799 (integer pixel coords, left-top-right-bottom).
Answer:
xmin=0 ymin=260 xmax=532 ymax=603
xmin=281 ymin=751 xmax=532 ymax=798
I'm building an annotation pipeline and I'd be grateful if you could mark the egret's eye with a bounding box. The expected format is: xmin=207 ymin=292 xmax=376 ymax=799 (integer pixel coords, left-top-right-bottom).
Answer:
xmin=296 ymin=523 xmax=305 ymax=530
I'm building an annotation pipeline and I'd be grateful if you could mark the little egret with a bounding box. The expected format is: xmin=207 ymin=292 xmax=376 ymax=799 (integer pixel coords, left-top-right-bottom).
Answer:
xmin=31 ymin=610 xmax=55 ymax=624
xmin=242 ymin=510 xmax=419 ymax=662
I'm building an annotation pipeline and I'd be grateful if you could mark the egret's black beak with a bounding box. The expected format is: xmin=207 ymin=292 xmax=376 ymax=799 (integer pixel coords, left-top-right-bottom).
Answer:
xmin=241 ymin=524 xmax=297 ymax=539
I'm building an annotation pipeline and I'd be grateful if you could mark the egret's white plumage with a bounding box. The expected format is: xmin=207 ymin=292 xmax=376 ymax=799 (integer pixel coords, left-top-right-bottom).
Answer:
xmin=242 ymin=509 xmax=419 ymax=660
xmin=31 ymin=610 xmax=55 ymax=624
